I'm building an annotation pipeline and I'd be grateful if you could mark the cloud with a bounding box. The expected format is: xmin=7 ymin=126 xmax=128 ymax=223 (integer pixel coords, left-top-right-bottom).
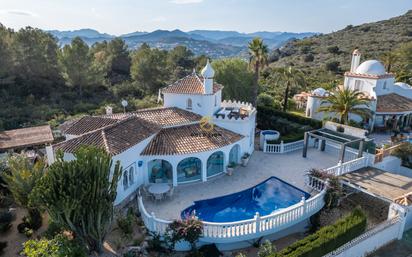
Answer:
xmin=0 ymin=9 xmax=37 ymax=17
xmin=169 ymin=0 xmax=203 ymax=4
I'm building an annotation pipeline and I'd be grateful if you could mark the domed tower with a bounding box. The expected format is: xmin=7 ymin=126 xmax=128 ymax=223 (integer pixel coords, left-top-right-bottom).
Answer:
xmin=201 ymin=59 xmax=215 ymax=94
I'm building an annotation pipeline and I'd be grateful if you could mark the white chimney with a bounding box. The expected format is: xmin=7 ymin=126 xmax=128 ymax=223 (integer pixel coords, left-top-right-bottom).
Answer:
xmin=105 ymin=106 xmax=113 ymax=115
xmin=350 ymin=49 xmax=361 ymax=73
xmin=201 ymin=59 xmax=215 ymax=94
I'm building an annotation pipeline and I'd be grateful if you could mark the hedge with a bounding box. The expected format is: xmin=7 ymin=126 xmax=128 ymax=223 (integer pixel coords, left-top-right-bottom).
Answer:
xmin=272 ymin=208 xmax=367 ymax=257
xmin=257 ymin=106 xmax=322 ymax=141
xmin=257 ymin=106 xmax=322 ymax=130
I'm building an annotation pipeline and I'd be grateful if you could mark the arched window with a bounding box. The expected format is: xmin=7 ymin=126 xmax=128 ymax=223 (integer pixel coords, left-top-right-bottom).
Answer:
xmin=214 ymin=95 xmax=217 ymax=106
xmin=123 ymin=171 xmax=128 ymax=190
xmin=148 ymin=159 xmax=173 ymax=183
xmin=177 ymin=157 xmax=202 ymax=183
xmin=383 ymin=81 xmax=387 ymax=90
xmin=128 ymin=166 xmax=134 ymax=186
xmin=207 ymin=151 xmax=224 ymax=177
xmin=186 ymin=98 xmax=193 ymax=110
xmin=229 ymin=144 xmax=240 ymax=164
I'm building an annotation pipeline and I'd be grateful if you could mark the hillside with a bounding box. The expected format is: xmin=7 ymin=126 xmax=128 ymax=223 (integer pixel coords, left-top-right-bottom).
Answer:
xmin=48 ymin=28 xmax=316 ymax=58
xmin=270 ymin=10 xmax=412 ymax=84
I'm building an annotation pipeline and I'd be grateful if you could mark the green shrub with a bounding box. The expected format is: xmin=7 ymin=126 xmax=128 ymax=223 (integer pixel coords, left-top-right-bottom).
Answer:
xmin=392 ymin=142 xmax=412 ymax=168
xmin=166 ymin=217 xmax=203 ymax=251
xmin=43 ymin=221 xmax=66 ymax=239
xmin=258 ymin=240 xmax=276 ymax=257
xmin=257 ymin=106 xmax=322 ymax=143
xmin=272 ymin=208 xmax=367 ymax=257
xmin=22 ymin=233 xmax=87 ymax=257
xmin=117 ymin=208 xmax=136 ymax=237
xmin=325 ymin=61 xmax=340 ymax=73
xmin=257 ymin=93 xmax=281 ymax=109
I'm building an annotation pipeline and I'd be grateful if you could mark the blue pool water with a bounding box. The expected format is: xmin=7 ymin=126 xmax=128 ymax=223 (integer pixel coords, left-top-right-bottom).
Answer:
xmin=181 ymin=177 xmax=310 ymax=222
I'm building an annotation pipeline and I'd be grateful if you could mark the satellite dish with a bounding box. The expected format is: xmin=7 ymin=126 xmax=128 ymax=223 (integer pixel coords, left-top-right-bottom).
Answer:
xmin=121 ymin=100 xmax=128 ymax=107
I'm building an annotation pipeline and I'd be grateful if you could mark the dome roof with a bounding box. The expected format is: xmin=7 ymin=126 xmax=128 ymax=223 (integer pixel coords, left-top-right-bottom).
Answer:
xmin=395 ymin=82 xmax=412 ymax=89
xmin=312 ymin=88 xmax=327 ymax=97
xmin=355 ymin=60 xmax=386 ymax=75
xmin=201 ymin=59 xmax=215 ymax=78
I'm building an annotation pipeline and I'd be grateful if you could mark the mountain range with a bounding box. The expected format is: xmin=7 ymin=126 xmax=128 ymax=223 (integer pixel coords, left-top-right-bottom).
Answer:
xmin=48 ymin=28 xmax=316 ymax=58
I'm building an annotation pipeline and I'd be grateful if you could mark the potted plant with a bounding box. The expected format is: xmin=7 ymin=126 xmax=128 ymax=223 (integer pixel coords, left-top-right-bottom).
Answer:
xmin=226 ymin=162 xmax=236 ymax=176
xmin=241 ymin=153 xmax=250 ymax=167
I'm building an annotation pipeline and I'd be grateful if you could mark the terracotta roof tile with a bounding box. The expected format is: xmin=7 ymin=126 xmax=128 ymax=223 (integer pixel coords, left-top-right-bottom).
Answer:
xmin=101 ymin=107 xmax=202 ymax=127
xmin=133 ymin=107 xmax=201 ymax=126
xmin=63 ymin=116 xmax=119 ymax=135
xmin=161 ymin=73 xmax=223 ymax=95
xmin=54 ymin=117 xmax=160 ymax=155
xmin=377 ymin=93 xmax=412 ymax=113
xmin=141 ymin=124 xmax=243 ymax=156
xmin=0 ymin=125 xmax=54 ymax=150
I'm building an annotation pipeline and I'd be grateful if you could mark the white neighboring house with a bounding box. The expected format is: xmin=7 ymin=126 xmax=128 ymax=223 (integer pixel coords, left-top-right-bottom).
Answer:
xmin=46 ymin=61 xmax=256 ymax=205
xmin=304 ymin=49 xmax=412 ymax=131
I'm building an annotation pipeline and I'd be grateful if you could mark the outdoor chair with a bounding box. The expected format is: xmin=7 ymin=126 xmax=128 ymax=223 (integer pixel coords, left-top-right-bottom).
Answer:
xmin=139 ymin=186 xmax=151 ymax=200
xmin=154 ymin=193 xmax=164 ymax=201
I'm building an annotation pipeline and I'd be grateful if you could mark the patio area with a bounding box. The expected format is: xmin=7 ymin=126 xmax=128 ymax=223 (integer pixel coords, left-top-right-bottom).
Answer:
xmin=142 ymin=147 xmax=340 ymax=220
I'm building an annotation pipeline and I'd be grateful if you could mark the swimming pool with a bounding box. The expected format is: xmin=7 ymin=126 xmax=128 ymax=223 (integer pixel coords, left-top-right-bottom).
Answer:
xmin=181 ymin=177 xmax=310 ymax=223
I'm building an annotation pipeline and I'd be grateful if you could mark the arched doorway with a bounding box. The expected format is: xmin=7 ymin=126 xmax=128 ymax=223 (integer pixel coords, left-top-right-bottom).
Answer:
xmin=148 ymin=159 xmax=173 ymax=184
xmin=177 ymin=157 xmax=202 ymax=183
xmin=207 ymin=151 xmax=224 ymax=177
xmin=229 ymin=144 xmax=240 ymax=164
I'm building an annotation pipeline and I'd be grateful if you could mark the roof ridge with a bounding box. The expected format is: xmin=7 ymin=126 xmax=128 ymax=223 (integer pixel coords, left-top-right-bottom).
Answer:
xmin=194 ymin=73 xmax=205 ymax=94
xmin=162 ymin=73 xmax=194 ymax=90
xmin=101 ymin=130 xmax=110 ymax=153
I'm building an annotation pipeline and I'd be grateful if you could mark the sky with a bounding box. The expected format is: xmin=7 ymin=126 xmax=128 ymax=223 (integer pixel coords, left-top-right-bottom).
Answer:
xmin=0 ymin=0 xmax=411 ymax=35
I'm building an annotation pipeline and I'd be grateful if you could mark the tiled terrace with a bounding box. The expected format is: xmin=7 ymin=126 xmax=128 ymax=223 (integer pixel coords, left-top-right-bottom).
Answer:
xmin=143 ymin=147 xmax=340 ymax=220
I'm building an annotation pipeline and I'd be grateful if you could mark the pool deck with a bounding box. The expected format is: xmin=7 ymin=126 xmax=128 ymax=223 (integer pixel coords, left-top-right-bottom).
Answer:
xmin=142 ymin=148 xmax=340 ymax=220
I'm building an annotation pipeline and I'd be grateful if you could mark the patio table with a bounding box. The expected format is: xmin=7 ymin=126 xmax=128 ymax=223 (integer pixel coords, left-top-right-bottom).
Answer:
xmin=148 ymin=184 xmax=170 ymax=195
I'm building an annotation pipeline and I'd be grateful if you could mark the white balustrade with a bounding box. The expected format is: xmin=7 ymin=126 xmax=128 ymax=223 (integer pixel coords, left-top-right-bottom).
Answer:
xmin=324 ymin=156 xmax=368 ymax=176
xmin=306 ymin=175 xmax=327 ymax=192
xmin=137 ymin=189 xmax=326 ymax=245
xmin=264 ymin=140 xmax=304 ymax=154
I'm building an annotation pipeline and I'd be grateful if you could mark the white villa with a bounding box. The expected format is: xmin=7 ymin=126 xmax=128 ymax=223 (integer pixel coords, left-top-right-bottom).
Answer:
xmin=304 ymin=49 xmax=412 ymax=131
xmin=46 ymin=60 xmax=256 ymax=205
xmin=43 ymin=59 xmax=412 ymax=255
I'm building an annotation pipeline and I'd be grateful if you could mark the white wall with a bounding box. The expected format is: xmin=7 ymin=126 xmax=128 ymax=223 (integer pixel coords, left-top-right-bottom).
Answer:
xmin=112 ymin=135 xmax=156 ymax=205
xmin=163 ymin=91 xmax=222 ymax=117
xmin=213 ymin=111 xmax=256 ymax=155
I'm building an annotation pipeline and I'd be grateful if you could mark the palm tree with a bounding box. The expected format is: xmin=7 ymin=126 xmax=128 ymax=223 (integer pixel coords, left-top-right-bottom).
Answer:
xmin=248 ymin=38 xmax=268 ymax=106
xmin=317 ymin=87 xmax=372 ymax=125
xmin=380 ymin=51 xmax=398 ymax=73
xmin=272 ymin=66 xmax=306 ymax=111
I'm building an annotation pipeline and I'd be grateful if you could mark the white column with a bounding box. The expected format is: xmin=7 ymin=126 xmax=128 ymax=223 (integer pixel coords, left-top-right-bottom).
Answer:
xmin=172 ymin=163 xmax=178 ymax=187
xmin=202 ymin=159 xmax=207 ymax=182
xmin=224 ymin=150 xmax=229 ymax=168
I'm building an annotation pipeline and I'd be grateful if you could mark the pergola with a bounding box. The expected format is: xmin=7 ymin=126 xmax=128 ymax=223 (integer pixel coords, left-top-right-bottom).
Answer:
xmin=302 ymin=128 xmax=365 ymax=163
